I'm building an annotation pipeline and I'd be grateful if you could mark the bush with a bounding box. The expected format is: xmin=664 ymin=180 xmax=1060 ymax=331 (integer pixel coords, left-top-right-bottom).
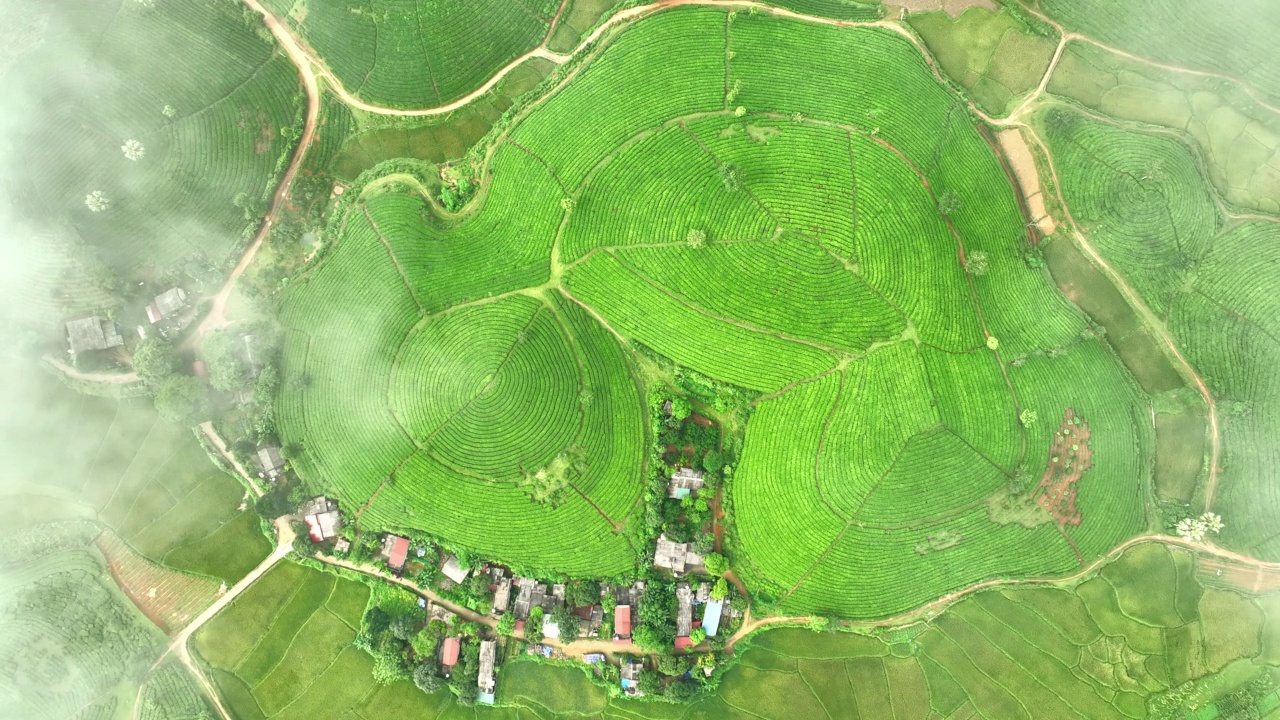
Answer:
xmin=154 ymin=376 xmax=209 ymax=424
xmin=414 ymin=664 xmax=443 ymax=693
xmin=702 ymin=552 xmax=728 ymax=576
xmin=132 ymin=338 xmax=179 ymax=386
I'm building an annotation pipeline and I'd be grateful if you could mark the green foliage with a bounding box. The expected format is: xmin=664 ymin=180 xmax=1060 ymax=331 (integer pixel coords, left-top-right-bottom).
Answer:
xmin=703 ymin=552 xmax=728 ymax=576
xmin=497 ymin=613 xmax=516 ymax=636
xmin=200 ymin=329 xmax=250 ymax=392
xmin=133 ymin=338 xmax=179 ymax=386
xmin=153 ymin=375 xmax=209 ymax=424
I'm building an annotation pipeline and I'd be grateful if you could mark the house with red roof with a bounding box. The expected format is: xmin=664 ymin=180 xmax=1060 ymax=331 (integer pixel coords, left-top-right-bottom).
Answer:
xmin=614 ymin=604 xmax=632 ymax=642
xmin=440 ymin=637 xmax=460 ymax=675
xmin=380 ymin=534 xmax=411 ymax=572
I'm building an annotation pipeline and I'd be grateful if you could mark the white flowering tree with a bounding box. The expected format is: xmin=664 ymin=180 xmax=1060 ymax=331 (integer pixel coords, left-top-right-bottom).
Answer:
xmin=686 ymin=229 xmax=706 ymax=249
xmin=121 ymin=139 xmax=145 ymax=161
xmin=1176 ymin=512 xmax=1224 ymax=543
xmin=84 ymin=191 xmax=109 ymax=213
xmin=162 ymin=105 xmax=176 ymax=118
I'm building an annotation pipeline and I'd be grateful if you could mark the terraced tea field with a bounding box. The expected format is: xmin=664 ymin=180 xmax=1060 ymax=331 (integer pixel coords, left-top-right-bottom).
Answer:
xmin=278 ymin=7 xmax=1150 ymax=613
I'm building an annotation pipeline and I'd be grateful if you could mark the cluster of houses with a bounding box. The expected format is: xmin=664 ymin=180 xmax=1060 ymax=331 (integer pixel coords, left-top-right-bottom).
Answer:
xmin=284 ymin=465 xmax=732 ymax=704
xmin=64 ymin=286 xmax=195 ymax=362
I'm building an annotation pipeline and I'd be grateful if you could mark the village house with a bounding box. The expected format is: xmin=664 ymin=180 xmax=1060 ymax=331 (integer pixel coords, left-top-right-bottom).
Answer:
xmin=574 ymin=604 xmax=603 ymax=638
xmin=427 ymin=603 xmax=457 ymax=625
xmin=695 ymin=582 xmax=711 ymax=604
xmin=674 ymin=583 xmax=694 ymax=649
xmin=298 ymin=496 xmax=341 ymax=542
xmin=145 ymin=287 xmax=187 ymax=324
xmin=65 ymin=316 xmax=123 ymax=358
xmin=491 ymin=570 xmax=512 ymax=615
xmin=477 ymin=640 xmax=497 ymax=704
xmin=439 ymin=636 xmax=460 ymax=677
xmin=667 ymin=467 xmax=705 ymax=499
xmin=380 ymin=534 xmax=410 ymax=573
xmin=441 ymin=554 xmax=470 ymax=585
xmin=654 ymin=534 xmax=703 ymax=575
xmin=333 ymin=537 xmax=351 ymax=554
xmin=512 ymin=577 xmax=549 ymax=621
xmin=620 ymin=658 xmax=644 ymax=697
xmin=255 ymin=446 xmax=287 ymax=481
xmin=613 ymin=604 xmax=632 ymax=642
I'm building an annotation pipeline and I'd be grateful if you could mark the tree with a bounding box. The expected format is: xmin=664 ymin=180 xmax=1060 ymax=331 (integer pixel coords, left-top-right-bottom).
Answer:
xmin=121 ymin=139 xmax=145 ymax=161
xmin=667 ymin=680 xmax=699 ymax=700
xmin=702 ymin=552 xmax=728 ymax=576
xmin=966 ymin=250 xmax=989 ymax=276
xmin=553 ymin=606 xmax=581 ymax=640
xmin=132 ymin=338 xmax=178 ymax=386
xmin=525 ymin=607 xmax=544 ymax=643
xmin=670 ymin=397 xmax=692 ymax=421
xmin=567 ymin=580 xmax=600 ymax=608
xmin=413 ymin=664 xmax=443 ymax=693
xmin=84 ymin=191 xmax=109 ymax=212
xmin=689 ymin=627 xmax=707 ymax=645
xmin=200 ymin=330 xmax=250 ymax=391
xmin=703 ymin=450 xmax=724 ymax=473
xmin=686 ymin=229 xmax=706 ymax=249
xmin=937 ymin=191 xmax=962 ymax=216
xmin=496 ymin=613 xmax=516 ymax=636
xmin=658 ymin=653 xmax=685 ymax=676
xmin=153 ymin=376 xmax=209 ymax=424
xmin=1019 ymin=408 xmax=1038 ymax=426
xmin=410 ymin=628 xmax=439 ymax=657
xmin=806 ymin=617 xmax=830 ymax=633
xmin=718 ymin=163 xmax=743 ymax=191
xmin=389 ymin=613 xmax=417 ymax=641
xmin=710 ymin=578 xmax=729 ymax=600
xmin=637 ymin=672 xmax=662 ymax=696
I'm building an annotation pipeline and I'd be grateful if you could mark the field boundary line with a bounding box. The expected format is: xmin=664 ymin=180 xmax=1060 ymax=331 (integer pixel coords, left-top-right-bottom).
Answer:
xmin=931 ymin=624 xmax=1035 ymax=720
xmin=607 ymin=250 xmax=845 ymax=356
xmin=362 ymin=204 xmax=426 ymax=312
xmin=953 ymin=609 xmax=1091 ymax=718
xmin=230 ymin=568 xmax=317 ymax=676
xmin=249 ymin=580 xmax=341 ymax=691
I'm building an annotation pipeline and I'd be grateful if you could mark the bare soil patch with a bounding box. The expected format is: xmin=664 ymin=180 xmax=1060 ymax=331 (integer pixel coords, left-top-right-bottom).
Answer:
xmin=996 ymin=128 xmax=1058 ymax=235
xmin=97 ymin=530 xmax=220 ymax=634
xmin=1034 ymin=408 xmax=1090 ymax=528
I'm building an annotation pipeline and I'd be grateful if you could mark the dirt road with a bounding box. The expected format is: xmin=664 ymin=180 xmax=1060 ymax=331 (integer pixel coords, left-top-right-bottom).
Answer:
xmin=43 ymin=355 xmax=139 ymax=385
xmin=183 ymin=0 xmax=321 ymax=352
xmin=198 ymin=421 xmax=265 ymax=497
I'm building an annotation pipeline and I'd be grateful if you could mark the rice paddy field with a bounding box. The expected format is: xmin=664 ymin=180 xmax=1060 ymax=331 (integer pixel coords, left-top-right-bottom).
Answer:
xmin=278 ymin=6 xmax=1149 ymax=614
xmin=190 ymin=545 xmax=1280 ymax=719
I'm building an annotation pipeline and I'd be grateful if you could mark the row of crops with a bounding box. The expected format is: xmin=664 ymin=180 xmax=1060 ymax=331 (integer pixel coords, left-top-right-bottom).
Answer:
xmin=279 ymin=7 xmax=1154 ymax=605
xmin=281 ymin=0 xmax=558 ymax=108
xmin=1045 ymin=113 xmax=1280 ymax=559
xmin=6 ymin=0 xmax=300 ymax=273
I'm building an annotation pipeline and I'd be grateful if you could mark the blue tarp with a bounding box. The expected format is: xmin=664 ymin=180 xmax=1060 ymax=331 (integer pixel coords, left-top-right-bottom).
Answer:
xmin=478 ymin=692 xmax=495 ymax=705
xmin=702 ymin=599 xmax=723 ymax=637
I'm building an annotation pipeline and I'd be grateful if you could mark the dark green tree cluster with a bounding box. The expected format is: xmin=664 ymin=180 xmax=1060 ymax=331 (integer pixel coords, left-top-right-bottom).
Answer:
xmin=439 ymin=177 xmax=476 ymax=212
xmin=132 ymin=338 xmax=210 ymax=424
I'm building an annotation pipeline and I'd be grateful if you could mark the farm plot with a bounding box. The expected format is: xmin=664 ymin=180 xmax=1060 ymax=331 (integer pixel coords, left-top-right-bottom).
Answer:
xmin=909 ymin=5 xmax=1058 ymax=116
xmin=207 ymin=542 xmax=1280 ymax=718
xmin=280 ymin=0 xmax=558 ymax=108
xmin=1038 ymin=0 xmax=1280 ymax=104
xmin=1047 ymin=113 xmax=1280 ymax=558
xmin=279 ymin=7 xmax=1150 ymax=601
xmin=2 ymin=0 xmax=301 ymax=273
xmin=96 ymin=530 xmax=221 ymax=634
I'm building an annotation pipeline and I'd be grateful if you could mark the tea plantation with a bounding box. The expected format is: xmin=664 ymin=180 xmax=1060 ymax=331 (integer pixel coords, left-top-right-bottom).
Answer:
xmin=278 ymin=7 xmax=1149 ymax=615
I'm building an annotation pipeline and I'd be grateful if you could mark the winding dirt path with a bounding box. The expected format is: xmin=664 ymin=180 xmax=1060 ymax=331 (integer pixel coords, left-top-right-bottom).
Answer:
xmin=43 ymin=355 xmax=139 ymax=385
xmin=182 ymin=1 xmax=321 ymax=351
xmin=198 ymin=421 xmax=264 ymax=497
